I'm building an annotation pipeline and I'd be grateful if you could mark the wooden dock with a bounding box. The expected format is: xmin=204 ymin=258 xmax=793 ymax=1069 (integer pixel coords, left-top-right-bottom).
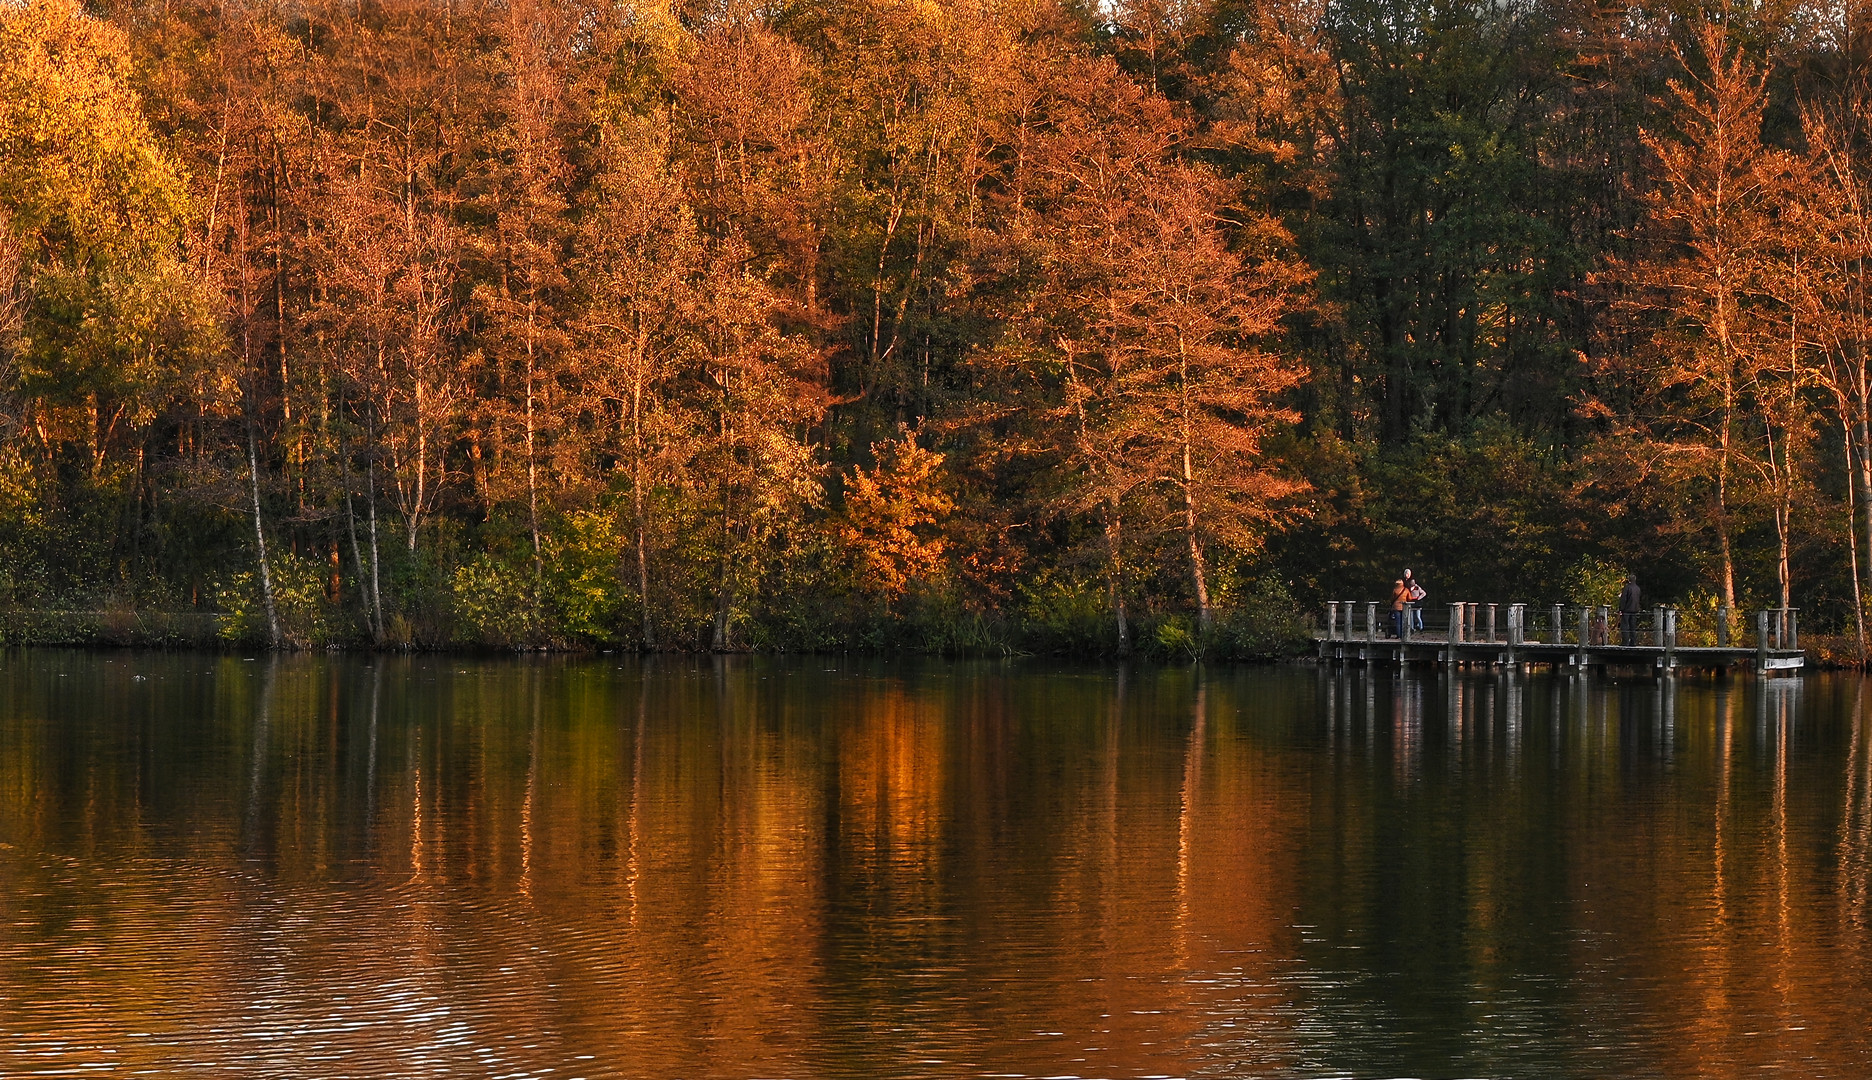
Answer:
xmin=1315 ymin=601 xmax=1805 ymax=674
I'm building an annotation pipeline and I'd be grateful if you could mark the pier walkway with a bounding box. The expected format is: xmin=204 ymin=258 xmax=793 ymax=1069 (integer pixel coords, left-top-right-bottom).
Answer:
xmin=1316 ymin=601 xmax=1805 ymax=674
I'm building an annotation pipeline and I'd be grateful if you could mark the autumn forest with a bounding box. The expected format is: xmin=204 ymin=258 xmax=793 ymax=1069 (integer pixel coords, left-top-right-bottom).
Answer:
xmin=3 ymin=0 xmax=1871 ymax=654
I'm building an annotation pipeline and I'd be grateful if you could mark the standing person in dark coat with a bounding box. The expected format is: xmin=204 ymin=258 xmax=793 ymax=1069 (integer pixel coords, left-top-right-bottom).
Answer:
xmin=1618 ymin=574 xmax=1642 ymax=646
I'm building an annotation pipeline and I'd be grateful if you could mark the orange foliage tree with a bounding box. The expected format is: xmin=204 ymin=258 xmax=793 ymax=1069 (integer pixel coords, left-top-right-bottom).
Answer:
xmin=1605 ymin=21 xmax=1796 ymax=617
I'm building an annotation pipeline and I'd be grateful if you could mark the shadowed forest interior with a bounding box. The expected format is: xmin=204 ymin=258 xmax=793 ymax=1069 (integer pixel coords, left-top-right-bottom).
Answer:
xmin=5 ymin=0 xmax=1872 ymax=654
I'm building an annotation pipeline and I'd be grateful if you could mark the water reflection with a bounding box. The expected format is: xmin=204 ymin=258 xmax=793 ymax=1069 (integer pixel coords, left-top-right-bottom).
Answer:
xmin=0 ymin=654 xmax=1869 ymax=1077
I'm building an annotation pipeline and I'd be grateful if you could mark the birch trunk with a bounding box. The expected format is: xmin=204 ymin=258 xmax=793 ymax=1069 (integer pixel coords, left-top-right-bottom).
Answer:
xmin=367 ymin=412 xmax=384 ymax=641
xmin=1717 ymin=413 xmax=1736 ymax=610
xmin=711 ymin=371 xmax=734 ymax=653
xmin=1177 ymin=335 xmax=1212 ymax=635
xmin=525 ymin=312 xmax=542 ymax=575
xmin=1183 ymin=446 xmax=1212 ymax=634
xmin=248 ymin=427 xmax=281 ymax=648
xmin=1105 ymin=501 xmax=1131 ymax=658
xmin=1845 ymin=420 xmax=1866 ymax=656
xmin=339 ymin=412 xmax=379 ymax=641
xmin=632 ymin=389 xmax=653 ymax=650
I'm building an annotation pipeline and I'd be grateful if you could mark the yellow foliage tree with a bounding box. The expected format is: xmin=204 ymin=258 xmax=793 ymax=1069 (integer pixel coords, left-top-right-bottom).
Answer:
xmin=0 ymin=0 xmax=216 ymax=473
xmin=837 ymin=433 xmax=953 ymax=605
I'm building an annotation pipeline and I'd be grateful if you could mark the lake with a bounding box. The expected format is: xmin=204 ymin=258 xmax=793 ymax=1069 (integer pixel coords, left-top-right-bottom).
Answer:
xmin=1 ymin=652 xmax=1868 ymax=1078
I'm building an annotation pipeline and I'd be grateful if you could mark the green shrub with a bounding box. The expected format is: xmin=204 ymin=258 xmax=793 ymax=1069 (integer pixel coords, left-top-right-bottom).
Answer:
xmin=451 ymin=554 xmax=545 ymax=647
xmin=543 ymin=511 xmax=630 ymax=644
xmin=214 ymin=551 xmax=336 ymax=646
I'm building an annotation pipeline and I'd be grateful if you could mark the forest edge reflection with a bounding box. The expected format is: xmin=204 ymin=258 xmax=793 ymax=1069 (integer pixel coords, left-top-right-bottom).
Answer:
xmin=0 ymin=653 xmax=1867 ymax=1078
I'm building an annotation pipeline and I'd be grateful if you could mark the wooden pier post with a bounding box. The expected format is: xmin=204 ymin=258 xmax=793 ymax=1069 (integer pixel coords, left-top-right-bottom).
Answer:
xmin=1717 ymin=605 xmax=1730 ymax=647
xmin=1485 ymin=603 xmax=1498 ymax=644
xmin=1757 ymin=610 xmax=1770 ymax=674
xmin=1654 ymin=606 xmax=1666 ymax=648
xmin=1550 ymin=603 xmax=1563 ymax=646
xmin=1508 ymin=603 xmax=1524 ymax=647
xmin=1664 ymin=608 xmax=1677 ymax=671
xmin=1576 ymin=607 xmax=1591 ymax=669
xmin=1365 ymin=601 xmax=1378 ymax=644
xmin=1326 ymin=601 xmax=1340 ymax=642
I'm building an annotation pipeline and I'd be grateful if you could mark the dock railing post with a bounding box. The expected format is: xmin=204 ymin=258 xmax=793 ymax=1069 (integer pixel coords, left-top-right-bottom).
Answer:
xmin=1366 ymin=601 xmax=1378 ymax=644
xmin=1326 ymin=601 xmax=1340 ymax=642
xmin=1788 ymin=608 xmax=1798 ymax=650
xmin=1401 ymin=604 xmax=1413 ymax=643
xmin=1508 ymin=603 xmax=1525 ymax=647
xmin=1551 ymin=603 xmax=1563 ymax=645
xmin=1717 ymin=605 xmax=1730 ymax=648
xmin=1654 ymin=606 xmax=1666 ymax=648
xmin=1576 ymin=606 xmax=1591 ymax=669
xmin=1486 ymin=602 xmax=1498 ymax=644
xmin=1757 ymin=610 xmax=1770 ymax=673
xmin=1450 ymin=603 xmax=1464 ymax=644
xmin=1664 ymin=608 xmax=1678 ymax=670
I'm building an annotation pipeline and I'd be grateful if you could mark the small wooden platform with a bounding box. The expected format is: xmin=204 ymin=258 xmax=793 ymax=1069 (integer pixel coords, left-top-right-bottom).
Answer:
xmin=1314 ymin=636 xmax=1804 ymax=673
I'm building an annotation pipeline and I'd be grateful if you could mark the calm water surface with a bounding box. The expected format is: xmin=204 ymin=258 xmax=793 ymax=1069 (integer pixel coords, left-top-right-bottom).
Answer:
xmin=1 ymin=652 xmax=1869 ymax=1078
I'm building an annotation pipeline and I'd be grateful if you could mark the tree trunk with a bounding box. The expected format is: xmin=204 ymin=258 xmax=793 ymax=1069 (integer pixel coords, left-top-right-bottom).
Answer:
xmin=1717 ymin=416 xmax=1736 ymax=610
xmin=635 ymin=478 xmax=652 ymax=650
xmin=1775 ymin=460 xmax=1792 ymax=612
xmin=247 ymin=426 xmax=281 ymax=648
xmin=1177 ymin=337 xmax=1212 ymax=634
xmin=339 ymin=402 xmax=380 ymax=641
xmin=344 ymin=479 xmax=373 ymax=638
xmin=711 ymin=491 xmax=733 ymax=652
xmin=1776 ymin=502 xmax=1791 ymax=610
xmin=1105 ymin=498 xmax=1130 ymax=658
xmin=407 ymin=411 xmax=426 ymax=555
xmin=367 ymin=412 xmax=384 ymax=642
xmin=629 ymin=371 xmax=654 ymax=650
xmin=712 ymin=461 xmax=733 ymax=652
xmin=1843 ymin=419 xmax=1865 ymax=657
xmin=711 ymin=365 xmax=734 ymax=652
xmin=1183 ymin=446 xmax=1212 ymax=635
xmin=525 ymin=322 xmax=542 ymax=575
xmin=1859 ymin=414 xmax=1872 ymax=649
xmin=711 ymin=543 xmax=732 ymax=652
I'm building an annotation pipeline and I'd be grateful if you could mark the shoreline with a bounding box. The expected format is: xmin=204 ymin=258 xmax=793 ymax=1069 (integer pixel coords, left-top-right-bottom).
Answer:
xmin=4 ymin=608 xmax=1861 ymax=669
xmin=0 ymin=608 xmax=1312 ymax=662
